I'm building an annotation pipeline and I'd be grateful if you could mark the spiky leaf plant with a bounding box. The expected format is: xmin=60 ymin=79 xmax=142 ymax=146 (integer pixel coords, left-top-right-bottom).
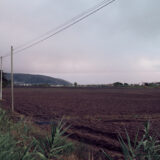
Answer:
xmin=103 ymin=121 xmax=160 ymax=160
xmin=35 ymin=119 xmax=73 ymax=160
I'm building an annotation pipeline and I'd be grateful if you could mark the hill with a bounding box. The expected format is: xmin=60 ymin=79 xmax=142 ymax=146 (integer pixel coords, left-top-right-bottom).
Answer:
xmin=5 ymin=73 xmax=72 ymax=86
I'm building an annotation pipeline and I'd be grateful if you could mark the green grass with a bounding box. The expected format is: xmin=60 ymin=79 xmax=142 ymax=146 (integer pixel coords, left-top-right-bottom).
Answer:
xmin=0 ymin=108 xmax=74 ymax=160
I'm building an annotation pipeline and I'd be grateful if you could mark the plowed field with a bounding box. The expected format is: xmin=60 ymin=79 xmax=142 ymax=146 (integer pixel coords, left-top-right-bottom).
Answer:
xmin=2 ymin=87 xmax=160 ymax=158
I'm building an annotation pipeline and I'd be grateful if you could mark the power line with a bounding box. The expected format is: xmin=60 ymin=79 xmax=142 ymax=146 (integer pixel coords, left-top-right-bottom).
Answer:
xmin=3 ymin=0 xmax=117 ymax=58
xmin=15 ymin=0 xmax=116 ymax=54
xmin=14 ymin=0 xmax=110 ymax=51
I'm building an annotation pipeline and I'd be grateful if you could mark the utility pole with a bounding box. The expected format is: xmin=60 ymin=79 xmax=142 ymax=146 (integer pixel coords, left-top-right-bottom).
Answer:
xmin=11 ymin=46 xmax=14 ymax=112
xmin=0 ymin=57 xmax=2 ymax=101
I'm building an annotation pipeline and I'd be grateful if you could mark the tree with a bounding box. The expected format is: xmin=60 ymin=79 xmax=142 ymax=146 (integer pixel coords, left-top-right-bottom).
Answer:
xmin=74 ymin=82 xmax=77 ymax=87
xmin=113 ymin=82 xmax=123 ymax=87
xmin=0 ymin=71 xmax=9 ymax=87
xmin=124 ymin=83 xmax=129 ymax=87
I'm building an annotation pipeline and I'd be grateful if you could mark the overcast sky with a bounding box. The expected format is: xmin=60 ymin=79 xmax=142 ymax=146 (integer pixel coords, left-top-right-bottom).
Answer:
xmin=0 ymin=0 xmax=160 ymax=84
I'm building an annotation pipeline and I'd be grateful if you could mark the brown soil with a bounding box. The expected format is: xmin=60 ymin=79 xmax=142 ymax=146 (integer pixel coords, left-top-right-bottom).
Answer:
xmin=2 ymin=87 xmax=160 ymax=159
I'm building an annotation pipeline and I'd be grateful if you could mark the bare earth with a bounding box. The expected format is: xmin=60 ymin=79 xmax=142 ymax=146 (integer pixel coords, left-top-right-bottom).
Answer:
xmin=2 ymin=87 xmax=160 ymax=158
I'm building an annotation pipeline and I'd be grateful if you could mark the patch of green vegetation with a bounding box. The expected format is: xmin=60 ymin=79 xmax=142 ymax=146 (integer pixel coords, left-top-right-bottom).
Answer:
xmin=0 ymin=108 xmax=74 ymax=160
xmin=34 ymin=120 xmax=74 ymax=160
xmin=103 ymin=121 xmax=160 ymax=160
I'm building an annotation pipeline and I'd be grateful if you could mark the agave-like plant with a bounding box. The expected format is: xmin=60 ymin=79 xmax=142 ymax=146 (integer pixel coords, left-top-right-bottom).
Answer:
xmin=34 ymin=119 xmax=73 ymax=160
xmin=103 ymin=121 xmax=160 ymax=160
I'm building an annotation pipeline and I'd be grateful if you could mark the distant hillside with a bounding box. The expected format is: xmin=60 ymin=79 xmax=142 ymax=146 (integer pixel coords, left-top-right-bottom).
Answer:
xmin=5 ymin=73 xmax=72 ymax=86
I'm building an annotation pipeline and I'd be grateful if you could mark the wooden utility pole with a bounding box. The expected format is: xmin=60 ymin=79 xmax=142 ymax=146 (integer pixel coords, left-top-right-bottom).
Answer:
xmin=0 ymin=57 xmax=2 ymax=101
xmin=11 ymin=46 xmax=14 ymax=112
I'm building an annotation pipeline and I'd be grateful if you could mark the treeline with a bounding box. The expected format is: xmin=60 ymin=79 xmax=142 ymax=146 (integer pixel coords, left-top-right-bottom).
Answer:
xmin=74 ymin=81 xmax=160 ymax=88
xmin=112 ymin=82 xmax=160 ymax=88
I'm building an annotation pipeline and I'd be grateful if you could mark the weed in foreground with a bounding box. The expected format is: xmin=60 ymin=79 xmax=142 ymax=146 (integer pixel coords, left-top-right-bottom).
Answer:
xmin=34 ymin=119 xmax=74 ymax=159
xmin=103 ymin=121 xmax=160 ymax=160
xmin=0 ymin=108 xmax=74 ymax=160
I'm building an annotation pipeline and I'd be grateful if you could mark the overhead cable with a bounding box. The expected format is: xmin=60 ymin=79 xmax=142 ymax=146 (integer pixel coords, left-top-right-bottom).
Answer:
xmin=3 ymin=0 xmax=116 ymax=58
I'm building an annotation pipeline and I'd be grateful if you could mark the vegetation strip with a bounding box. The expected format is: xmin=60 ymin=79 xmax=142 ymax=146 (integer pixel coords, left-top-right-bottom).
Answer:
xmin=0 ymin=108 xmax=74 ymax=160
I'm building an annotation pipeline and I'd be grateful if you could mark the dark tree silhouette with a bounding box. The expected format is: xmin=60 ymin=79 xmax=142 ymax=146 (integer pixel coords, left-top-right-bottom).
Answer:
xmin=74 ymin=82 xmax=78 ymax=87
xmin=0 ymin=71 xmax=9 ymax=87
